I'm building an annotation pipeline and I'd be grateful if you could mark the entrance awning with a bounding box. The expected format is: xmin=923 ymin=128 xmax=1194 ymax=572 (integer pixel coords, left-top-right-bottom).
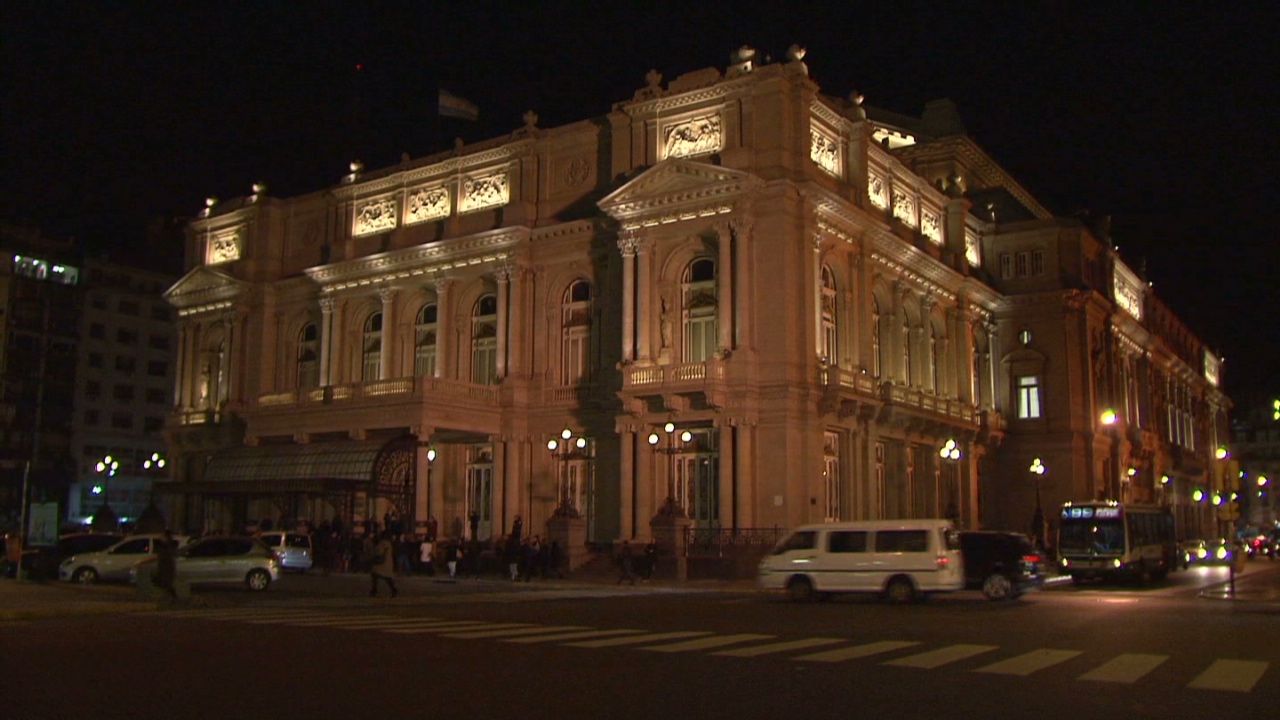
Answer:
xmin=203 ymin=440 xmax=384 ymax=486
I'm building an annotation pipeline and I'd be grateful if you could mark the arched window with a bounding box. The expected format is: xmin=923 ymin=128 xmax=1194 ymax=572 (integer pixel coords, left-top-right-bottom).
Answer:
xmin=362 ymin=312 xmax=382 ymax=381
xmin=296 ymin=323 xmax=318 ymax=389
xmin=682 ymin=258 xmax=717 ymax=362
xmin=561 ymin=280 xmax=592 ymax=384
xmin=471 ymin=294 xmax=498 ymax=385
xmin=414 ymin=304 xmax=438 ymax=377
xmin=872 ymin=298 xmax=882 ymax=378
xmin=820 ymin=265 xmax=838 ymax=364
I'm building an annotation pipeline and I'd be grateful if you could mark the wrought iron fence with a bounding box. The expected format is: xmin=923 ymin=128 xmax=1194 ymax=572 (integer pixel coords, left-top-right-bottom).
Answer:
xmin=683 ymin=526 xmax=786 ymax=557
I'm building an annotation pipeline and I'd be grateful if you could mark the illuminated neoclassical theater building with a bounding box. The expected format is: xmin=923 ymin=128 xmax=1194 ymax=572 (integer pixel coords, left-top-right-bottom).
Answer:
xmin=161 ymin=47 xmax=1230 ymax=547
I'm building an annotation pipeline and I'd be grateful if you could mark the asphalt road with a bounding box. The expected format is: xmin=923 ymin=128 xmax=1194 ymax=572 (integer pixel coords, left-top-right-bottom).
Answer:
xmin=3 ymin=566 xmax=1276 ymax=720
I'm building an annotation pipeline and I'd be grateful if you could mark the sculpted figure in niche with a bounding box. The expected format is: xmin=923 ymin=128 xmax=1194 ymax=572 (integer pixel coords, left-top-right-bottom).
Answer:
xmin=660 ymin=296 xmax=673 ymax=349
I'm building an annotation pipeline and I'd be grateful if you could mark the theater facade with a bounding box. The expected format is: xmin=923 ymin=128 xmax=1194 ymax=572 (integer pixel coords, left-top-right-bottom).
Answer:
xmin=162 ymin=49 xmax=1229 ymax=546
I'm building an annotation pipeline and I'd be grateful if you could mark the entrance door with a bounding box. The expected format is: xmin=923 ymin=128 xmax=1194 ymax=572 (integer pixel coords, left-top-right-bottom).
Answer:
xmin=465 ymin=464 xmax=493 ymax=541
xmin=676 ymin=454 xmax=719 ymax=528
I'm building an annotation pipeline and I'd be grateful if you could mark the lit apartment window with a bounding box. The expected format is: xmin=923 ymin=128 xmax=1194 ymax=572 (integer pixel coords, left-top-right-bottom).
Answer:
xmin=1017 ymin=375 xmax=1042 ymax=419
xmin=362 ymin=312 xmax=382 ymax=381
xmin=414 ymin=304 xmax=437 ymax=377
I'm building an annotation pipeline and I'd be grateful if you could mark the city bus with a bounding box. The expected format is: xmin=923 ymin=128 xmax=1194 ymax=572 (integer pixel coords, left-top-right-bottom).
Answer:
xmin=1057 ymin=501 xmax=1177 ymax=583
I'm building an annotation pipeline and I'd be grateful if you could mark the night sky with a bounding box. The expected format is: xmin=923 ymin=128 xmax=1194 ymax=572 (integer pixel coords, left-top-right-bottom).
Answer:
xmin=3 ymin=3 xmax=1276 ymax=404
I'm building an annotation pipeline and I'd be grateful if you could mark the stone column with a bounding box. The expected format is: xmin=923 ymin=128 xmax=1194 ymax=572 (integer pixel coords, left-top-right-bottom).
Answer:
xmin=174 ymin=322 xmax=188 ymax=407
xmin=985 ymin=321 xmax=999 ymax=409
xmin=731 ymin=216 xmax=753 ymax=349
xmin=717 ymin=221 xmax=734 ymax=353
xmin=378 ymin=288 xmax=395 ymax=380
xmin=636 ymin=234 xmax=653 ymax=361
xmin=187 ymin=322 xmax=203 ymax=409
xmin=718 ymin=422 xmax=734 ymax=529
xmin=494 ymin=437 xmax=510 ymax=534
xmin=496 ymin=267 xmax=510 ymax=378
xmin=637 ymin=434 xmax=654 ymax=538
xmin=618 ymin=230 xmax=638 ymax=362
xmin=319 ymin=297 xmax=335 ymax=387
xmin=430 ymin=446 xmax=446 ymax=529
xmin=812 ymin=233 xmax=824 ymax=358
xmin=218 ymin=313 xmax=234 ymax=406
xmin=434 ymin=278 xmax=453 ymax=379
xmin=619 ymin=427 xmax=635 ymax=539
xmin=855 ymin=251 xmax=873 ymax=372
xmin=507 ymin=264 xmax=526 ymax=376
xmin=735 ymin=422 xmax=754 ymax=528
xmin=414 ymin=438 xmax=433 ymax=528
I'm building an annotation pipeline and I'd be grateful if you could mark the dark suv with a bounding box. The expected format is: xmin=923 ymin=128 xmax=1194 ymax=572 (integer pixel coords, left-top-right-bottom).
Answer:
xmin=960 ymin=531 xmax=1044 ymax=601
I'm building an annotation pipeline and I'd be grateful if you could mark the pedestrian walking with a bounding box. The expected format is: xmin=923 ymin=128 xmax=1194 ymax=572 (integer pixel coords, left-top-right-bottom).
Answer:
xmin=642 ymin=541 xmax=658 ymax=580
xmin=369 ymin=531 xmax=398 ymax=598
xmin=156 ymin=529 xmax=179 ymax=601
xmin=419 ymin=536 xmax=435 ymax=576
xmin=504 ymin=533 xmax=521 ymax=581
xmin=617 ymin=540 xmax=636 ymax=585
xmin=446 ymin=542 xmax=459 ymax=579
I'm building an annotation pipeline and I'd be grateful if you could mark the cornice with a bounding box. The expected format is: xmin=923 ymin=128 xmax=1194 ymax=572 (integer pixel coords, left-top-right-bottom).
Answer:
xmin=620 ymin=76 xmax=756 ymax=116
xmin=304 ymin=227 xmax=528 ymax=292
xmin=598 ymin=159 xmax=764 ymax=226
xmin=331 ymin=140 xmax=535 ymax=201
xmin=164 ymin=266 xmax=248 ymax=311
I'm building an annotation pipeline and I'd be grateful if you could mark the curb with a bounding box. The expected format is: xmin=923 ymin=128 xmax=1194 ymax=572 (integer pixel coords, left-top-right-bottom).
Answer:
xmin=0 ymin=601 xmax=155 ymax=622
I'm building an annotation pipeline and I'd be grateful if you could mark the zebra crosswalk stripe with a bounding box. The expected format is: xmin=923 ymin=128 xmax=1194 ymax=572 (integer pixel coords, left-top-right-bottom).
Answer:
xmin=640 ymin=634 xmax=774 ymax=653
xmin=503 ymin=629 xmax=647 ymax=644
xmin=1187 ymin=659 xmax=1269 ymax=692
xmin=974 ymin=649 xmax=1082 ymax=676
xmin=713 ymin=637 xmax=845 ymax=658
xmin=385 ymin=621 xmax=526 ymax=635
xmin=248 ymin=615 xmax=396 ymax=626
xmin=884 ymin=644 xmax=998 ymax=669
xmin=443 ymin=625 xmax=590 ymax=640
xmin=794 ymin=640 xmax=921 ymax=663
xmin=566 ymin=631 xmax=711 ymax=648
xmin=1078 ymin=653 xmax=1168 ymax=684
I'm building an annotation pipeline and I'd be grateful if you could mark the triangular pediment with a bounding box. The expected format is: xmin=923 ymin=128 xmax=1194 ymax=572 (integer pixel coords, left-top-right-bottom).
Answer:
xmin=164 ymin=266 xmax=247 ymax=309
xmin=598 ymin=158 xmax=762 ymax=223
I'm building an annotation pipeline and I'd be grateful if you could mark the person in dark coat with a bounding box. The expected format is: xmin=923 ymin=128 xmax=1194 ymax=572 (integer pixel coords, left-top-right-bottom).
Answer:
xmin=511 ymin=515 xmax=523 ymax=543
xmin=617 ymin=541 xmax=636 ymax=585
xmin=155 ymin=530 xmax=178 ymax=600
xmin=370 ymin=531 xmax=398 ymax=598
xmin=642 ymin=541 xmax=658 ymax=580
xmin=504 ymin=533 xmax=521 ymax=581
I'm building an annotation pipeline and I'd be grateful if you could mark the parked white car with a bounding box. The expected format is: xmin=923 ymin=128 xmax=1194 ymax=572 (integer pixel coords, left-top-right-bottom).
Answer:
xmin=758 ymin=519 xmax=964 ymax=603
xmin=132 ymin=536 xmax=280 ymax=592
xmin=59 ymin=533 xmax=188 ymax=584
xmin=256 ymin=531 xmax=313 ymax=571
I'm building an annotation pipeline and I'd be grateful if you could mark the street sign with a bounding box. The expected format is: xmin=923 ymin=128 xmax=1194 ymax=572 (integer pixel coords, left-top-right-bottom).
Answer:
xmin=26 ymin=502 xmax=58 ymax=545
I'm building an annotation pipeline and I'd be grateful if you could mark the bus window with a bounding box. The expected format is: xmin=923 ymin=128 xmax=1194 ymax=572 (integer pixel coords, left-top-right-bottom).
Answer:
xmin=1060 ymin=518 xmax=1125 ymax=554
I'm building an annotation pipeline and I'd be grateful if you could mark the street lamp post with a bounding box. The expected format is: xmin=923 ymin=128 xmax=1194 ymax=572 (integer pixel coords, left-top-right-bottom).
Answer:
xmin=647 ymin=422 xmax=693 ymax=514
xmin=1099 ymin=408 xmax=1120 ymax=501
xmin=547 ymin=427 xmax=589 ymax=517
xmin=92 ymin=454 xmax=121 ymax=532
xmin=938 ymin=439 xmax=961 ymax=523
xmin=1029 ymin=457 xmax=1047 ymax=550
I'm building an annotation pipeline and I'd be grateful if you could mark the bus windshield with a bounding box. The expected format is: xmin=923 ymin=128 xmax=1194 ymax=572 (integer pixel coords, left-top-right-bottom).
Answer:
xmin=1059 ymin=518 xmax=1125 ymax=555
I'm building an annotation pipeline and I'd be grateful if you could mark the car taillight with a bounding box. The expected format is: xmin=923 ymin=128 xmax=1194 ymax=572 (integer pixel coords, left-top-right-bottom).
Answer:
xmin=936 ymin=555 xmax=950 ymax=569
xmin=1022 ymin=554 xmax=1041 ymax=565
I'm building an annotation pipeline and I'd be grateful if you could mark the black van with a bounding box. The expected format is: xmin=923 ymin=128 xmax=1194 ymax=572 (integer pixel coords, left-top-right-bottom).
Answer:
xmin=960 ymin=531 xmax=1044 ymax=600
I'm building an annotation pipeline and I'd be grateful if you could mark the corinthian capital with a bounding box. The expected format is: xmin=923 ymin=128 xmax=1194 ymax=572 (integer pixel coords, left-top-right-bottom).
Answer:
xmin=378 ymin=287 xmax=396 ymax=304
xmin=617 ymin=227 xmax=641 ymax=256
xmin=730 ymin=214 xmax=754 ymax=239
xmin=319 ymin=296 xmax=336 ymax=314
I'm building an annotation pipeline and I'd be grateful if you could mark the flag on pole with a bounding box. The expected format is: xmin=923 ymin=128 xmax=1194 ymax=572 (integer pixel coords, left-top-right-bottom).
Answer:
xmin=438 ymin=89 xmax=479 ymax=121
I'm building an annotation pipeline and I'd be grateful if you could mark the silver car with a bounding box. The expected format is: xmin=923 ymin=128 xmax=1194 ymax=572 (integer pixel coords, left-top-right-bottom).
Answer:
xmin=256 ymin=531 xmax=313 ymax=571
xmin=59 ymin=533 xmax=189 ymax=584
xmin=134 ymin=536 xmax=280 ymax=591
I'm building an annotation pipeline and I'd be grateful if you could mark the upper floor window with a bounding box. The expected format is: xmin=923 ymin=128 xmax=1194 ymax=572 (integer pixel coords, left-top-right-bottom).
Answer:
xmin=415 ymin=304 xmax=438 ymax=378
xmin=561 ymin=280 xmax=592 ymax=385
xmin=871 ymin=298 xmax=882 ymax=378
xmin=297 ymin=323 xmax=319 ymax=390
xmin=682 ymin=258 xmax=717 ymax=363
xmin=1017 ymin=375 xmax=1042 ymax=419
xmin=118 ymin=299 xmax=140 ymax=316
xmin=820 ymin=266 xmax=837 ymax=364
xmin=471 ymin=295 xmax=498 ymax=385
xmin=362 ymin=312 xmax=382 ymax=382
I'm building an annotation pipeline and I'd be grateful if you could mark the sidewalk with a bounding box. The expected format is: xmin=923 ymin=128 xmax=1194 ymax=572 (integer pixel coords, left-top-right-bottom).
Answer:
xmin=1197 ymin=561 xmax=1280 ymax=605
xmin=0 ymin=578 xmax=154 ymax=622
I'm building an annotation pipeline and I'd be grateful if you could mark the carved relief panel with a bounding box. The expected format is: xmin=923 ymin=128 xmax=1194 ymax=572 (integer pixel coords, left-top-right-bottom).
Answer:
xmin=892 ymin=190 xmax=918 ymax=228
xmin=661 ymin=113 xmax=723 ymax=159
xmin=459 ymin=170 xmax=510 ymax=213
xmin=810 ymin=125 xmax=842 ymax=177
xmin=205 ymin=227 xmax=243 ymax=265
xmin=405 ymin=186 xmax=451 ymax=224
xmin=1112 ymin=272 xmax=1143 ymax=320
xmin=354 ymin=196 xmax=398 ymax=236
xmin=921 ymin=207 xmax=942 ymax=245
xmin=964 ymin=229 xmax=981 ymax=268
xmin=868 ymin=172 xmax=889 ymax=210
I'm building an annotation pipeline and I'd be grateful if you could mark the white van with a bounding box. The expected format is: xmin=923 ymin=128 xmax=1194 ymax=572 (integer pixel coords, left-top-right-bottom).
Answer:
xmin=758 ymin=519 xmax=964 ymax=603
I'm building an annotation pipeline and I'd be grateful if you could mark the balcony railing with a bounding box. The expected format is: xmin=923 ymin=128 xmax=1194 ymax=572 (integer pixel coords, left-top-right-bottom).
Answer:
xmin=684 ymin=527 xmax=787 ymax=558
xmin=623 ymin=359 xmax=725 ymax=389
xmin=258 ymin=391 xmax=297 ymax=407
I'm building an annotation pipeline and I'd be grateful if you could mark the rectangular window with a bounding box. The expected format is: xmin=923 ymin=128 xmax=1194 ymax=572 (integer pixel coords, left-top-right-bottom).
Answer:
xmin=85 ymin=381 xmax=101 ymax=398
xmin=91 ymin=296 xmax=107 ymax=310
xmin=112 ymin=385 xmax=135 ymax=401
xmin=116 ymin=328 xmax=138 ymax=344
xmin=1031 ymin=250 xmax=1044 ymax=275
xmin=147 ymin=335 xmax=170 ymax=351
xmin=118 ymin=299 xmax=140 ymax=315
xmin=89 ymin=323 xmax=105 ymax=339
xmin=150 ymin=305 xmax=170 ymax=321
xmin=1015 ymin=252 xmax=1029 ymax=277
xmin=84 ymin=410 xmax=99 ymax=426
xmin=145 ymin=388 xmax=167 ymax=404
xmin=874 ymin=530 xmax=928 ymax=553
xmin=999 ymin=253 xmax=1012 ymax=279
xmin=1017 ymin=375 xmax=1042 ymax=419
xmin=147 ymin=360 xmax=167 ymax=377
xmin=115 ymin=356 xmax=136 ymax=374
xmin=110 ymin=413 xmax=133 ymax=430
xmin=828 ymin=531 xmax=867 ymax=553
xmin=143 ymin=417 xmax=163 ymax=433
xmin=88 ymin=352 xmax=103 ymax=369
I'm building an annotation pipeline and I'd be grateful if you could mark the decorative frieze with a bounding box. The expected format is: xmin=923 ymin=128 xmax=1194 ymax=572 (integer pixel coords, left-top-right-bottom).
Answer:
xmin=892 ymin=190 xmax=918 ymax=228
xmin=405 ymin=186 xmax=451 ymax=224
xmin=868 ymin=172 xmax=889 ymax=210
xmin=459 ymin=171 xmax=510 ymax=213
xmin=921 ymin=207 xmax=943 ymax=245
xmin=1203 ymin=350 xmax=1220 ymax=387
xmin=810 ymin=126 xmax=842 ymax=177
xmin=1112 ymin=272 xmax=1143 ymax=321
xmin=205 ymin=227 xmax=243 ymax=265
xmin=662 ymin=113 xmax=722 ymax=159
xmin=354 ymin=196 xmax=397 ymax=236
xmin=964 ymin=229 xmax=981 ymax=268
